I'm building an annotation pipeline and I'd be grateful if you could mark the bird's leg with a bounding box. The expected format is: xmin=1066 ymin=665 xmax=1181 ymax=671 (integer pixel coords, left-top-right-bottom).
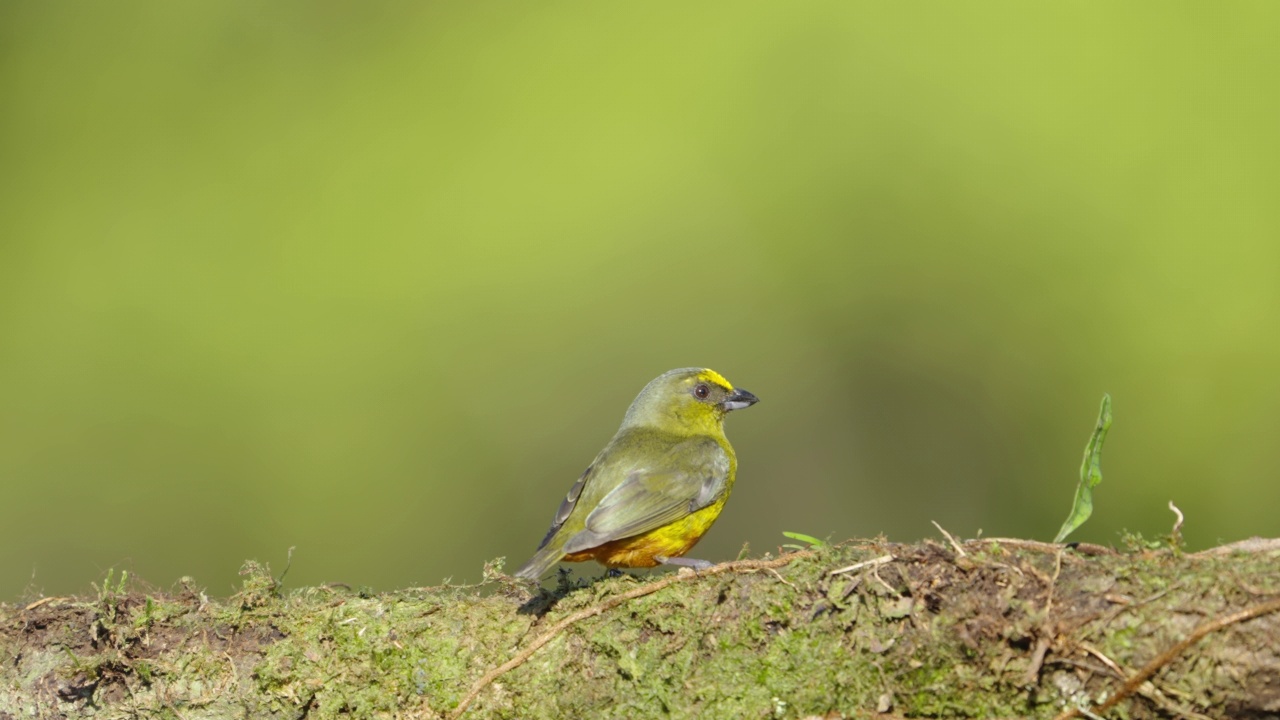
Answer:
xmin=655 ymin=555 xmax=714 ymax=573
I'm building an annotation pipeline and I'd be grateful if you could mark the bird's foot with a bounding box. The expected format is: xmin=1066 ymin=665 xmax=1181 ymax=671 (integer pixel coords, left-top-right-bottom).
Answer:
xmin=656 ymin=556 xmax=714 ymax=574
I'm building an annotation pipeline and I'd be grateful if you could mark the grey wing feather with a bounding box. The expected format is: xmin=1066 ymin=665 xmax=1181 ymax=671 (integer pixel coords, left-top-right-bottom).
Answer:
xmin=561 ymin=439 xmax=729 ymax=555
xmin=537 ymin=465 xmax=593 ymax=550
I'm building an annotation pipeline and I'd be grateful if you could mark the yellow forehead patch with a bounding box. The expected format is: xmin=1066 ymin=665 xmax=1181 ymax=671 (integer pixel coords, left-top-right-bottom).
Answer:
xmin=698 ymin=368 xmax=734 ymax=391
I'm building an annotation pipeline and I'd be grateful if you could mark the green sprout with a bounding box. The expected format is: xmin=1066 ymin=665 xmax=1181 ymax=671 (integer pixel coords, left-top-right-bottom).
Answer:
xmin=781 ymin=531 xmax=828 ymax=550
xmin=1054 ymin=393 xmax=1113 ymax=543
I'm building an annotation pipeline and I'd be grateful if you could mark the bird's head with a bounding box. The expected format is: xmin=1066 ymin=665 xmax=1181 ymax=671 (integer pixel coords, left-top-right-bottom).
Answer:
xmin=621 ymin=367 xmax=759 ymax=436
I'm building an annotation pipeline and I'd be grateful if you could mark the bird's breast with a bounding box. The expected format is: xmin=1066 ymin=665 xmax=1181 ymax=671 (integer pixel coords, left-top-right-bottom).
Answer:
xmin=563 ymin=497 xmax=730 ymax=568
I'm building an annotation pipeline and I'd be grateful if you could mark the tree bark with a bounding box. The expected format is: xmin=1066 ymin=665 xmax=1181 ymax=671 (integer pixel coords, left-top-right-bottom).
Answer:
xmin=2 ymin=539 xmax=1278 ymax=719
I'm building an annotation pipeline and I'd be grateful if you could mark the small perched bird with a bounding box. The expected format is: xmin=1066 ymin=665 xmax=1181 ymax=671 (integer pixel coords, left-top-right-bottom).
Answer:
xmin=514 ymin=368 xmax=759 ymax=580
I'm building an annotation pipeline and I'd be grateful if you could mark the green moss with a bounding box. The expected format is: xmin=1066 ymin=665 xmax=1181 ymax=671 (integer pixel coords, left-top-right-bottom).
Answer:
xmin=5 ymin=544 xmax=1279 ymax=718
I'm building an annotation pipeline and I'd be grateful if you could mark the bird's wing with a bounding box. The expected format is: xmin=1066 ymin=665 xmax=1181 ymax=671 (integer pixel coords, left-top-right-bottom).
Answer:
xmin=561 ymin=437 xmax=730 ymax=555
xmin=536 ymin=462 xmax=597 ymax=550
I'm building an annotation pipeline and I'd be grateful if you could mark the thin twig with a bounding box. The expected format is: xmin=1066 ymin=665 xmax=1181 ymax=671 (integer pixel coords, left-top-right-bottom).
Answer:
xmin=1190 ymin=537 xmax=1280 ymax=557
xmin=1096 ymin=584 xmax=1178 ymax=632
xmin=1167 ymin=501 xmax=1184 ymax=536
xmin=222 ymin=652 xmax=240 ymax=692
xmin=869 ymin=563 xmax=899 ymax=597
xmin=1051 ymin=596 xmax=1280 ymax=720
xmin=1022 ymin=637 xmax=1051 ymax=688
xmin=765 ymin=568 xmax=797 ymax=590
xmin=828 ymin=554 xmax=894 ymax=576
xmin=968 ymin=537 xmax=1110 ymax=559
xmin=22 ymin=596 xmax=65 ymax=612
xmin=448 ymin=552 xmax=814 ymax=719
xmin=931 ymin=521 xmax=967 ymax=557
xmin=1078 ymin=642 xmax=1214 ymax=720
xmin=1078 ymin=642 xmax=1124 ymax=678
xmin=1046 ymin=547 xmax=1064 ymax=615
xmin=1023 ymin=548 xmax=1065 ymax=687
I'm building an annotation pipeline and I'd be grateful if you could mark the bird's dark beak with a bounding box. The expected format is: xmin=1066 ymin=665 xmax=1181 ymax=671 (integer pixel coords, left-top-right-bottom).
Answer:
xmin=722 ymin=388 xmax=759 ymax=412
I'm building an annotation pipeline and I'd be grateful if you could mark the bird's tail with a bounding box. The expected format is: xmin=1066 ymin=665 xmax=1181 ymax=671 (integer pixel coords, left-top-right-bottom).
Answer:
xmin=513 ymin=543 xmax=564 ymax=581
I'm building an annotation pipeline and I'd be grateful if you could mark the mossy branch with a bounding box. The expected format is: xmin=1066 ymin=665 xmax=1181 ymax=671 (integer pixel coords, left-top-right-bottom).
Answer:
xmin=3 ymin=539 xmax=1280 ymax=719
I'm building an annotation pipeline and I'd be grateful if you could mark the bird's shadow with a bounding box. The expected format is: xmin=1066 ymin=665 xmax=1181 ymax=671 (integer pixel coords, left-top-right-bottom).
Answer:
xmin=516 ymin=567 xmax=641 ymax=616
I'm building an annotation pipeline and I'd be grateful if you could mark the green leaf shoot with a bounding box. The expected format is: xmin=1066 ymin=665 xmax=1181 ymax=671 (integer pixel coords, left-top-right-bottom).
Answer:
xmin=1054 ymin=393 xmax=1113 ymax=543
xmin=781 ymin=531 xmax=828 ymax=549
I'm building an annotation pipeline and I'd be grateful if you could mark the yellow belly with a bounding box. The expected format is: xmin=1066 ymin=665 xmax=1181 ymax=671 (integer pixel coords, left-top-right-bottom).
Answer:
xmin=562 ymin=498 xmax=728 ymax=568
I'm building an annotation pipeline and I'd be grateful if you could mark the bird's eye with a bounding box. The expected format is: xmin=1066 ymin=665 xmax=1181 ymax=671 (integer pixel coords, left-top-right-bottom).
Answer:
xmin=694 ymin=383 xmax=710 ymax=399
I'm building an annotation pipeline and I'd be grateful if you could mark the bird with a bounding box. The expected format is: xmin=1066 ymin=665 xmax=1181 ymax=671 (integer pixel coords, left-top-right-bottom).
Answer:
xmin=513 ymin=367 xmax=759 ymax=580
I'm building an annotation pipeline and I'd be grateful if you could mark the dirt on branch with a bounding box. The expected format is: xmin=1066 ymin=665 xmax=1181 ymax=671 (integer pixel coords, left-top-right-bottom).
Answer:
xmin=2 ymin=538 xmax=1279 ymax=719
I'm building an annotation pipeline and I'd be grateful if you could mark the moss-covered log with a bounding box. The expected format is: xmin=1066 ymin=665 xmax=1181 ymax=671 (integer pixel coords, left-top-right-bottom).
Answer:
xmin=3 ymin=539 xmax=1279 ymax=719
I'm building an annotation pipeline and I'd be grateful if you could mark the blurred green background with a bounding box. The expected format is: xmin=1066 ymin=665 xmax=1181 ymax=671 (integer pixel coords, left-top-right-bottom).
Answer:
xmin=2 ymin=3 xmax=1278 ymax=602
